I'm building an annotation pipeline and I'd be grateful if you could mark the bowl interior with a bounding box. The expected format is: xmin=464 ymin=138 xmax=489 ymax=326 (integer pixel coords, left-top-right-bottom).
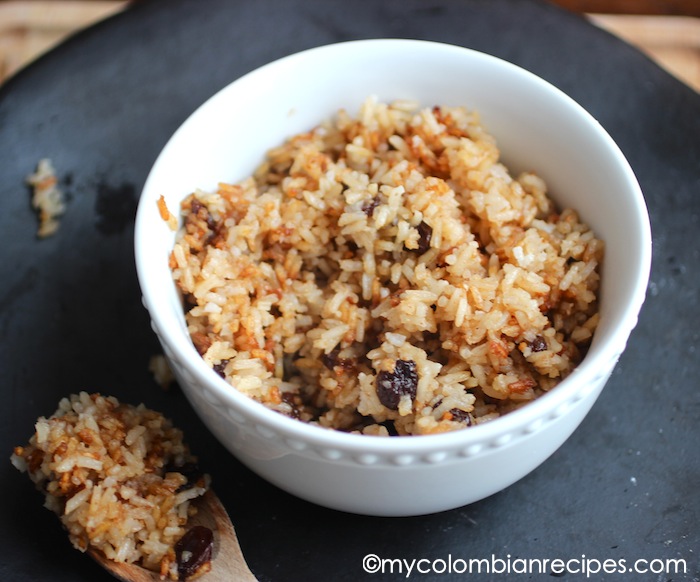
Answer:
xmin=135 ymin=39 xmax=651 ymax=442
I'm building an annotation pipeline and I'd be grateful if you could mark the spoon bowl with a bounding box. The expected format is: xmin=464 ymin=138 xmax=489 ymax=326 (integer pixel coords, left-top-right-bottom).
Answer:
xmin=89 ymin=490 xmax=256 ymax=582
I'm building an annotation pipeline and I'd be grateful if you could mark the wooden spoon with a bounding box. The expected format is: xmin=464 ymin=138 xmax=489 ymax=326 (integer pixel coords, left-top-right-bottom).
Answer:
xmin=88 ymin=490 xmax=257 ymax=581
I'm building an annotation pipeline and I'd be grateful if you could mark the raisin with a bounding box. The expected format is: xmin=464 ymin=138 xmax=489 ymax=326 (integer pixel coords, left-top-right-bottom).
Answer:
xmin=212 ymin=360 xmax=229 ymax=378
xmin=449 ymin=408 xmax=474 ymax=426
xmin=362 ymin=197 xmax=380 ymax=217
xmin=321 ymin=349 xmax=354 ymax=372
xmin=281 ymin=392 xmax=302 ymax=420
xmin=530 ymin=336 xmax=548 ymax=352
xmin=321 ymin=350 xmax=339 ymax=370
xmin=380 ymin=420 xmax=399 ymax=436
xmin=376 ymin=360 xmax=418 ymax=410
xmin=183 ymin=293 xmax=198 ymax=310
xmin=189 ymin=198 xmax=204 ymax=217
xmin=205 ymin=213 xmax=218 ymax=233
xmin=175 ymin=525 xmax=213 ymax=581
xmin=416 ymin=222 xmax=433 ymax=254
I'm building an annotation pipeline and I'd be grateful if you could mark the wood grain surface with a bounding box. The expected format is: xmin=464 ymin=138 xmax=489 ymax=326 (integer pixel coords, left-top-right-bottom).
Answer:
xmin=0 ymin=1 xmax=698 ymax=92
xmin=551 ymin=0 xmax=700 ymax=17
xmin=0 ymin=1 xmax=128 ymax=82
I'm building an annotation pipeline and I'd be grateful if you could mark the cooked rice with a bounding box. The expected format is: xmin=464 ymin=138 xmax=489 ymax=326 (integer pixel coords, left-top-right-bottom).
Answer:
xmin=150 ymin=354 xmax=176 ymax=390
xmin=168 ymin=97 xmax=603 ymax=436
xmin=26 ymin=158 xmax=66 ymax=238
xmin=11 ymin=392 xmax=209 ymax=578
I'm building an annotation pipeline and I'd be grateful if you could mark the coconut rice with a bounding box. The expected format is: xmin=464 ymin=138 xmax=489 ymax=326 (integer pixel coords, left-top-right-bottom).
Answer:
xmin=168 ymin=97 xmax=603 ymax=436
xmin=11 ymin=392 xmax=210 ymax=579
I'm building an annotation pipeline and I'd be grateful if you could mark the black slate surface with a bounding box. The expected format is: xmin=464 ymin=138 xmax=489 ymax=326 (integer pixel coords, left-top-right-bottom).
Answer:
xmin=1 ymin=0 xmax=698 ymax=580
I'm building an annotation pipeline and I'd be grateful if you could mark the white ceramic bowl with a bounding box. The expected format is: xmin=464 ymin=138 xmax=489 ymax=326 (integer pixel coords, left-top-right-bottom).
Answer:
xmin=135 ymin=39 xmax=651 ymax=516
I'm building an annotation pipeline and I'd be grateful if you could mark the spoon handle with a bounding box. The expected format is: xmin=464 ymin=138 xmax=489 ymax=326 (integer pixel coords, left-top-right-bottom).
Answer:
xmin=201 ymin=492 xmax=258 ymax=581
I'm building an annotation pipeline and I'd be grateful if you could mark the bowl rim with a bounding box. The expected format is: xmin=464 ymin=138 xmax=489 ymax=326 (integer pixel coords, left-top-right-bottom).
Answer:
xmin=135 ymin=38 xmax=652 ymax=455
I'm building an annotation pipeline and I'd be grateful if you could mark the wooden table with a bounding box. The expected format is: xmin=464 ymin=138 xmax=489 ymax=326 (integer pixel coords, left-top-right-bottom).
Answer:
xmin=0 ymin=1 xmax=698 ymax=93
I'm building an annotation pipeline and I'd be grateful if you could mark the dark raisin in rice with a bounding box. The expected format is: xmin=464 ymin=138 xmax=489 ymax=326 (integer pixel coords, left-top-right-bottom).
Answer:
xmin=376 ymin=360 xmax=418 ymax=410
xmin=449 ymin=408 xmax=474 ymax=426
xmin=321 ymin=349 xmax=354 ymax=371
xmin=321 ymin=350 xmax=339 ymax=370
xmin=530 ymin=336 xmax=548 ymax=352
xmin=380 ymin=420 xmax=400 ymax=436
xmin=189 ymin=198 xmax=204 ymax=216
xmin=416 ymin=221 xmax=433 ymax=254
xmin=281 ymin=392 xmax=302 ymax=420
xmin=362 ymin=197 xmax=380 ymax=217
xmin=212 ymin=360 xmax=229 ymax=378
xmin=175 ymin=525 xmax=213 ymax=580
